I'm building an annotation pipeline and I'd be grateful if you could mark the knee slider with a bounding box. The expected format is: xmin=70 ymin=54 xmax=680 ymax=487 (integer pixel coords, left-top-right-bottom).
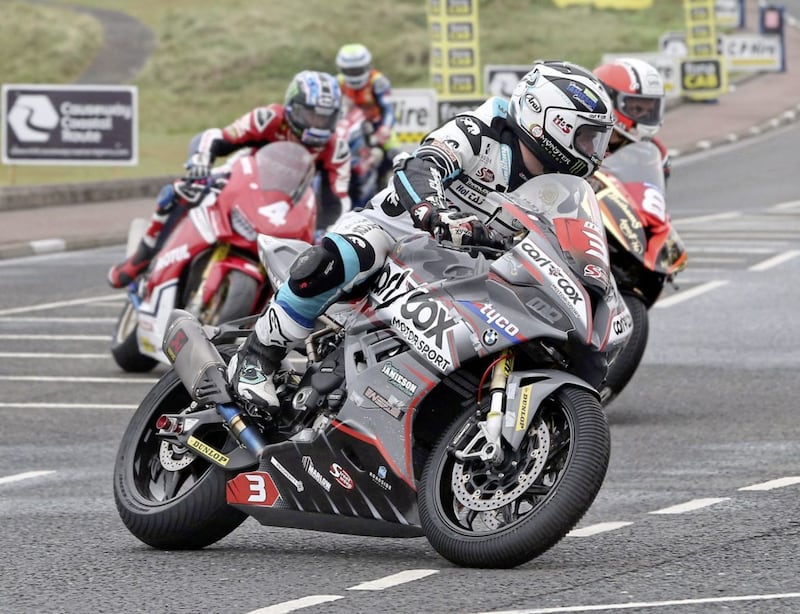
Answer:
xmin=287 ymin=240 xmax=345 ymax=298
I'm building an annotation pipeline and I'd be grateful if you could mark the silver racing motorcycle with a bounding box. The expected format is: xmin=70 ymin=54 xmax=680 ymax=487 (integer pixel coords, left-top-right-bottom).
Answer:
xmin=113 ymin=174 xmax=631 ymax=568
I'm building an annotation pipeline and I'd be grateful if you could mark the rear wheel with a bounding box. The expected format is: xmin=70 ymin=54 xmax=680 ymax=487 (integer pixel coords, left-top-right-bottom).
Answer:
xmin=110 ymin=302 xmax=159 ymax=373
xmin=601 ymin=292 xmax=649 ymax=406
xmin=419 ymin=386 xmax=610 ymax=568
xmin=113 ymin=352 xmax=248 ymax=550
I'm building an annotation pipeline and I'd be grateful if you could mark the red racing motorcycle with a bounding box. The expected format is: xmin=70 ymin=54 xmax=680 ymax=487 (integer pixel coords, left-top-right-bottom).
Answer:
xmin=592 ymin=140 xmax=688 ymax=405
xmin=111 ymin=141 xmax=317 ymax=373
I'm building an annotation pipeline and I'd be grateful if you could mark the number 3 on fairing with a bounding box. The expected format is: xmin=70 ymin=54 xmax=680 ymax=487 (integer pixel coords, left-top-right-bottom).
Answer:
xmin=246 ymin=474 xmax=269 ymax=502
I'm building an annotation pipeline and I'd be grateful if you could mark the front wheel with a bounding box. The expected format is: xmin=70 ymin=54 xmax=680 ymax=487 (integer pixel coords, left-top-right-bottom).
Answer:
xmin=110 ymin=301 xmax=159 ymax=373
xmin=113 ymin=357 xmax=248 ymax=549
xmin=418 ymin=385 xmax=610 ymax=568
xmin=601 ymin=292 xmax=649 ymax=406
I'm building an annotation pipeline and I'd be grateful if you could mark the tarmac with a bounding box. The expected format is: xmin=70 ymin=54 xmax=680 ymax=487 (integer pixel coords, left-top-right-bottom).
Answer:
xmin=1 ymin=3 xmax=799 ymax=261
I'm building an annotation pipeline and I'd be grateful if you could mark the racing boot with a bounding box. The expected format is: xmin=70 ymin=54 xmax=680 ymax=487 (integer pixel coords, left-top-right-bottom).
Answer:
xmin=228 ymin=302 xmax=313 ymax=413
xmin=107 ymin=237 xmax=159 ymax=288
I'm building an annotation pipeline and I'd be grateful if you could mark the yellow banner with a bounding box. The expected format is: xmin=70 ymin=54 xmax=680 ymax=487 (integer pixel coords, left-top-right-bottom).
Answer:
xmin=552 ymin=0 xmax=653 ymax=8
xmin=428 ymin=0 xmax=481 ymax=99
xmin=682 ymin=0 xmax=727 ymax=99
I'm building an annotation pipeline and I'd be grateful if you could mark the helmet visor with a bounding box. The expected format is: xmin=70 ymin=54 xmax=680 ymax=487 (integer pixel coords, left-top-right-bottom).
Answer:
xmin=574 ymin=123 xmax=612 ymax=160
xmin=291 ymin=105 xmax=339 ymax=132
xmin=341 ymin=66 xmax=369 ymax=78
xmin=617 ymin=93 xmax=664 ymax=127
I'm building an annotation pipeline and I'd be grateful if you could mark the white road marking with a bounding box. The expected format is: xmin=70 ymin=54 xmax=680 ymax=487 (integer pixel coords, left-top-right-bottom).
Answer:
xmin=748 ymin=249 xmax=800 ymax=271
xmin=567 ymin=522 xmax=633 ymax=537
xmin=685 ymin=246 xmax=777 ymax=253
xmin=466 ymin=591 xmax=800 ymax=614
xmin=0 ymin=352 xmax=109 ymax=359
xmin=0 ymin=293 xmax=123 ymax=317
xmin=0 ymin=470 xmax=55 ymax=485
xmin=672 ymin=211 xmax=741 ymax=225
xmin=770 ymin=199 xmax=800 ymax=211
xmin=0 ymin=334 xmax=108 ymax=340
xmin=739 ymin=476 xmax=800 ymax=491
xmin=0 ymin=375 xmax=157 ymax=384
xmin=245 ymin=595 xmax=344 ymax=614
xmin=649 ymin=497 xmax=729 ymax=515
xmin=654 ymin=280 xmax=728 ymax=308
xmin=0 ymin=403 xmax=137 ymax=410
xmin=0 ymin=317 xmax=117 ymax=323
xmin=347 ymin=569 xmax=439 ymax=590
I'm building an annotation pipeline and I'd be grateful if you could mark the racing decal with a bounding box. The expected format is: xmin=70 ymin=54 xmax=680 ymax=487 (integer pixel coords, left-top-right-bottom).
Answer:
xmin=254 ymin=107 xmax=276 ymax=132
xmin=390 ymin=290 xmax=459 ymax=372
xmin=226 ymin=472 xmax=282 ymax=507
xmin=369 ymin=466 xmax=392 ymax=491
xmin=641 ymin=185 xmax=667 ymax=223
xmin=363 ymin=386 xmax=405 ymax=419
xmin=153 ymin=244 xmax=191 ymax=274
xmin=302 ymin=456 xmax=332 ymax=492
xmin=475 ymin=167 xmax=495 ymax=183
xmin=519 ymin=239 xmax=588 ymax=326
xmin=187 ymin=436 xmax=230 ymax=467
xmin=381 ymin=362 xmax=418 ymax=396
xmin=369 ymin=260 xmax=419 ymax=305
xmin=515 ymin=384 xmax=533 ymax=431
xmin=164 ymin=328 xmax=188 ymax=362
xmin=329 ymin=463 xmax=355 ymax=490
xmin=552 ymin=113 xmax=573 ymax=135
xmin=333 ymin=136 xmax=350 ymax=164
xmin=270 ymin=456 xmax=304 ymax=492
xmin=482 ymin=329 xmax=498 ymax=346
xmin=608 ymin=307 xmax=633 ymax=346
xmin=565 ymin=82 xmax=599 ymax=112
xmin=460 ymin=301 xmax=522 ymax=342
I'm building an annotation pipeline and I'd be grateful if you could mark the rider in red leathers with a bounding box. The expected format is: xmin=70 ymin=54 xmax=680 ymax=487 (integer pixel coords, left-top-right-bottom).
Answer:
xmin=593 ymin=57 xmax=671 ymax=182
xmin=108 ymin=70 xmax=351 ymax=288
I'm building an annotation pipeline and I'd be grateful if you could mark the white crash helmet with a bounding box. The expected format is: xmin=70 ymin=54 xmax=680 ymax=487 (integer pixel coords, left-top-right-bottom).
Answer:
xmin=336 ymin=43 xmax=372 ymax=89
xmin=508 ymin=60 xmax=615 ymax=178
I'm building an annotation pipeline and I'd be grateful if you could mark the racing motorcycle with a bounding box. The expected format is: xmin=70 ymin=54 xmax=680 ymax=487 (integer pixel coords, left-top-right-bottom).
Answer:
xmin=592 ymin=140 xmax=687 ymax=405
xmin=113 ymin=174 xmax=631 ymax=568
xmin=110 ymin=141 xmax=318 ymax=373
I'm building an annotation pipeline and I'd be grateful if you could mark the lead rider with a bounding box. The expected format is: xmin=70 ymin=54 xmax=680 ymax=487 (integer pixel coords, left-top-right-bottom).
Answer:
xmin=228 ymin=60 xmax=616 ymax=413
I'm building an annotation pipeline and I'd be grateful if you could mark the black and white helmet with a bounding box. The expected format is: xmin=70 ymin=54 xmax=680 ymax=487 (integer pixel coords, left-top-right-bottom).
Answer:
xmin=508 ymin=60 xmax=614 ymax=178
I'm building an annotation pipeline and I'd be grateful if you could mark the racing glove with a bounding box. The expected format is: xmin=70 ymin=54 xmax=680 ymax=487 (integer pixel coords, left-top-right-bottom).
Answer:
xmin=186 ymin=151 xmax=212 ymax=178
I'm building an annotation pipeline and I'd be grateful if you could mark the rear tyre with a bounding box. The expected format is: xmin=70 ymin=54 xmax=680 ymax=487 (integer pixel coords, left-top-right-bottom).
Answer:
xmin=419 ymin=386 xmax=610 ymax=568
xmin=601 ymin=293 xmax=649 ymax=406
xmin=111 ymin=302 xmax=159 ymax=373
xmin=113 ymin=351 xmax=248 ymax=550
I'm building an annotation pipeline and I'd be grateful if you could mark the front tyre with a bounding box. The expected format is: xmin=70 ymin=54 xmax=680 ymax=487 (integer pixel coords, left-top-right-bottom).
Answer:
xmin=113 ymin=364 xmax=248 ymax=549
xmin=601 ymin=292 xmax=649 ymax=406
xmin=110 ymin=301 xmax=159 ymax=373
xmin=419 ymin=386 xmax=610 ymax=568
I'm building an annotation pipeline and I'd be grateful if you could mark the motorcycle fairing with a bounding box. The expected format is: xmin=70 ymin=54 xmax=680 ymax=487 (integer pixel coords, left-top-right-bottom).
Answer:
xmin=225 ymin=417 xmax=422 ymax=536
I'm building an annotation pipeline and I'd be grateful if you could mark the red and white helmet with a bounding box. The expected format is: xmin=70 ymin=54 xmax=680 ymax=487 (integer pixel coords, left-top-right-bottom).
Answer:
xmin=593 ymin=58 xmax=665 ymax=140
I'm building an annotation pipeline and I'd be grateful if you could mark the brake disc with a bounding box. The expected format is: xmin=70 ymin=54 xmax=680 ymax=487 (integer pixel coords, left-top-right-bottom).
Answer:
xmin=159 ymin=441 xmax=196 ymax=471
xmin=452 ymin=417 xmax=551 ymax=511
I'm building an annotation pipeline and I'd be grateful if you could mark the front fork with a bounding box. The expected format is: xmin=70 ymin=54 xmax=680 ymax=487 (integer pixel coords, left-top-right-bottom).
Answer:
xmin=454 ymin=350 xmax=514 ymax=466
xmin=185 ymin=244 xmax=230 ymax=316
